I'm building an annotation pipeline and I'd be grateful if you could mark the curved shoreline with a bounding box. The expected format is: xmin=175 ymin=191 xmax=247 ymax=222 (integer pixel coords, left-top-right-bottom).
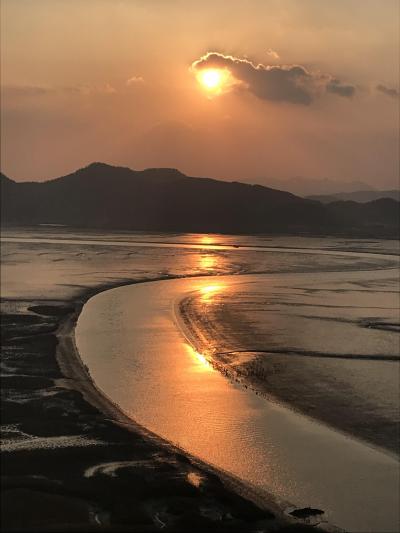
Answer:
xmin=57 ymin=263 xmax=400 ymax=532
xmin=56 ymin=275 xmax=336 ymax=531
xmin=68 ymin=269 xmax=400 ymax=532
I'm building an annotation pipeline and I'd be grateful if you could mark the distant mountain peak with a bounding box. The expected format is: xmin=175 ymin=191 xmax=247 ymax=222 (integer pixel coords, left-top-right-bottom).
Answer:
xmin=75 ymin=163 xmax=186 ymax=181
xmin=81 ymin=162 xmax=129 ymax=172
xmin=144 ymin=167 xmax=185 ymax=175
xmin=49 ymin=162 xmax=136 ymax=185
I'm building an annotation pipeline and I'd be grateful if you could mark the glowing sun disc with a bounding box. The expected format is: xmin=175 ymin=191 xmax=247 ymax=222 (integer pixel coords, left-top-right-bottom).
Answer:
xmin=199 ymin=69 xmax=223 ymax=90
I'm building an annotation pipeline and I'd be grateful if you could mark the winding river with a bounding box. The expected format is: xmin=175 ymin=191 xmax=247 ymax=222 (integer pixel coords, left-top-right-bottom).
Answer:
xmin=75 ymin=272 xmax=399 ymax=533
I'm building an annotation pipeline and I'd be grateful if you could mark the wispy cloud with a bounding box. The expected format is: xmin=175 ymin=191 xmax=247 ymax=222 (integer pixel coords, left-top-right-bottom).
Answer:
xmin=126 ymin=76 xmax=145 ymax=86
xmin=1 ymin=83 xmax=117 ymax=98
xmin=376 ymin=84 xmax=399 ymax=99
xmin=76 ymin=83 xmax=117 ymax=95
xmin=326 ymin=78 xmax=355 ymax=98
xmin=1 ymin=85 xmax=52 ymax=97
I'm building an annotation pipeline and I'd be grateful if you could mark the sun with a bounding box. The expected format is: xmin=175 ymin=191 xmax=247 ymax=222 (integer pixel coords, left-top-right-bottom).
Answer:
xmin=192 ymin=65 xmax=236 ymax=96
xmin=196 ymin=68 xmax=231 ymax=94
xmin=199 ymin=69 xmax=222 ymax=90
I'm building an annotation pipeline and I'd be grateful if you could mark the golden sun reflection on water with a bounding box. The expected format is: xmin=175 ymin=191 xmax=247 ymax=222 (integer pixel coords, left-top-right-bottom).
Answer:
xmin=195 ymin=234 xmax=224 ymax=273
xmin=194 ymin=351 xmax=210 ymax=368
xmin=199 ymin=254 xmax=217 ymax=271
xmin=184 ymin=343 xmax=212 ymax=372
xmin=200 ymin=284 xmax=221 ymax=294
xmin=200 ymin=283 xmax=224 ymax=302
xmin=199 ymin=235 xmax=215 ymax=245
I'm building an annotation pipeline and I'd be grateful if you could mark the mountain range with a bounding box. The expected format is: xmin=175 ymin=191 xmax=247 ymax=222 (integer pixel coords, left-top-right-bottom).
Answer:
xmin=307 ymin=190 xmax=400 ymax=204
xmin=1 ymin=163 xmax=399 ymax=237
xmin=261 ymin=176 xmax=376 ymax=197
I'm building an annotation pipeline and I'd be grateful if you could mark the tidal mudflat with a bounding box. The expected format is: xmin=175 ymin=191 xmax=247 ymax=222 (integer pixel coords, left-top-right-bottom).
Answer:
xmin=1 ymin=227 xmax=399 ymax=532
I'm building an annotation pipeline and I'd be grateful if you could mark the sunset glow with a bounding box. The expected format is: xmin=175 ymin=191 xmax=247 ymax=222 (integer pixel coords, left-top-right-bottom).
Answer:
xmin=199 ymin=69 xmax=222 ymax=89
xmin=196 ymin=68 xmax=231 ymax=94
xmin=1 ymin=1 xmax=398 ymax=186
xmin=1 ymin=1 xmax=399 ymax=531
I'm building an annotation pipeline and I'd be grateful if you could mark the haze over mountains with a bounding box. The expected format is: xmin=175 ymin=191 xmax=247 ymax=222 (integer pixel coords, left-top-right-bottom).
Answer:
xmin=307 ymin=190 xmax=400 ymax=204
xmin=261 ymin=176 xmax=376 ymax=197
xmin=1 ymin=163 xmax=399 ymax=237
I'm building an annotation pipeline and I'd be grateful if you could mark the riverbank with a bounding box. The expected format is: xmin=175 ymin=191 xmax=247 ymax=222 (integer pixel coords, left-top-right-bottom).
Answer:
xmin=1 ymin=277 xmax=327 ymax=532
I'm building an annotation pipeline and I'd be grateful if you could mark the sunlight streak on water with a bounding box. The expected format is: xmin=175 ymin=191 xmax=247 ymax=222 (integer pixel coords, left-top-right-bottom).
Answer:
xmin=200 ymin=283 xmax=225 ymax=302
xmin=199 ymin=235 xmax=216 ymax=245
xmin=199 ymin=253 xmax=218 ymax=271
xmin=184 ymin=344 xmax=213 ymax=372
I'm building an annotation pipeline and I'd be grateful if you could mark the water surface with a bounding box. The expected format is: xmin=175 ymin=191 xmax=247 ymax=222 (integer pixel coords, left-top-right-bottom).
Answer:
xmin=76 ymin=273 xmax=400 ymax=533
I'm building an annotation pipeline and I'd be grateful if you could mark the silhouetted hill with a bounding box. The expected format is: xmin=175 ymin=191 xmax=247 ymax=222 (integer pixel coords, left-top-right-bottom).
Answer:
xmin=326 ymin=198 xmax=400 ymax=228
xmin=1 ymin=164 xmax=399 ymax=236
xmin=308 ymin=190 xmax=400 ymax=203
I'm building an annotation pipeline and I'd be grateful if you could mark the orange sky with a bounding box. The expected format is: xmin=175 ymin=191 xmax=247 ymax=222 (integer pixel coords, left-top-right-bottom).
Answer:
xmin=1 ymin=0 xmax=399 ymax=187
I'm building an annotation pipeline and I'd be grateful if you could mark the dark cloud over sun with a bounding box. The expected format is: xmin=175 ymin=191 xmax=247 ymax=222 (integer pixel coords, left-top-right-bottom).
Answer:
xmin=191 ymin=52 xmax=356 ymax=105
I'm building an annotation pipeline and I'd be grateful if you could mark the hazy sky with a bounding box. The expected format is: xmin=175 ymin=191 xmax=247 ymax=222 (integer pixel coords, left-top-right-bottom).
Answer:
xmin=1 ymin=0 xmax=399 ymax=187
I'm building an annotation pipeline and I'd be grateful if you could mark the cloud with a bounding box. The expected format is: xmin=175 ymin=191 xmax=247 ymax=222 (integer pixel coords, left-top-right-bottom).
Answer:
xmin=191 ymin=52 xmax=356 ymax=105
xmin=1 ymin=85 xmax=52 ymax=97
xmin=77 ymin=83 xmax=116 ymax=95
xmin=326 ymin=78 xmax=355 ymax=98
xmin=266 ymin=48 xmax=280 ymax=60
xmin=1 ymin=83 xmax=117 ymax=99
xmin=126 ymin=76 xmax=145 ymax=86
xmin=376 ymin=84 xmax=399 ymax=99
